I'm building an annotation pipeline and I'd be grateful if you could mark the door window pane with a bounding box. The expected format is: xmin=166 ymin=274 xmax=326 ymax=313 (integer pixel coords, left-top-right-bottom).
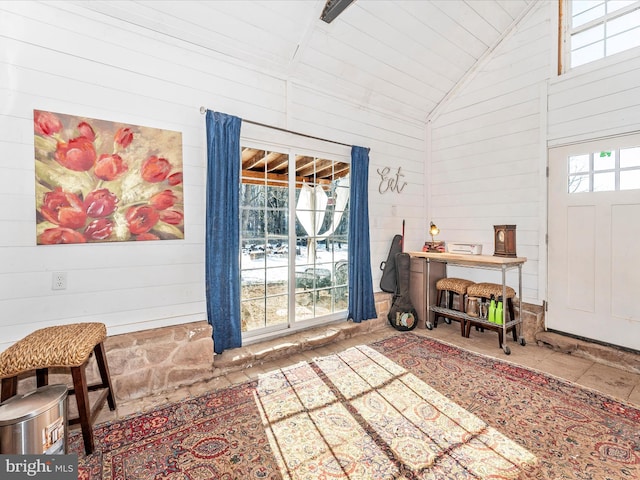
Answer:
xmin=620 ymin=147 xmax=640 ymax=168
xmin=240 ymin=149 xmax=289 ymax=333
xmin=593 ymin=172 xmax=615 ymax=191
xmin=568 ymin=146 xmax=640 ymax=193
xmin=569 ymin=154 xmax=590 ymax=173
xmin=241 ymin=146 xmax=349 ymax=336
xmin=594 ymin=151 xmax=615 ymax=170
xmin=294 ymin=155 xmax=349 ymax=325
xmin=620 ymin=169 xmax=640 ymax=190
xmin=569 ymin=174 xmax=590 ymax=193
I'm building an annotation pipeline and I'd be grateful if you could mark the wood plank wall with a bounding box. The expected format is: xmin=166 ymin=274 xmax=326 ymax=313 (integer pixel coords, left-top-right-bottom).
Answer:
xmin=0 ymin=2 xmax=427 ymax=351
xmin=429 ymin=2 xmax=552 ymax=302
xmin=548 ymin=50 xmax=640 ymax=145
xmin=430 ymin=0 xmax=640 ymax=304
xmin=2 ymin=0 xmax=639 ymax=351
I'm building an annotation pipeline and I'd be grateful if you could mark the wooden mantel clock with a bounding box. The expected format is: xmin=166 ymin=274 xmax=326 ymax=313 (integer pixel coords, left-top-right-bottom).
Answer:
xmin=493 ymin=225 xmax=517 ymax=257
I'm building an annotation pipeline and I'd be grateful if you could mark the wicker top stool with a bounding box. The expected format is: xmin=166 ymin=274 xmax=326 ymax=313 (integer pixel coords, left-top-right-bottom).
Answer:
xmin=434 ymin=278 xmax=475 ymax=335
xmin=0 ymin=323 xmax=106 ymax=376
xmin=0 ymin=322 xmax=116 ymax=455
xmin=464 ymin=283 xmax=519 ymax=350
xmin=466 ymin=282 xmax=516 ymax=299
xmin=435 ymin=277 xmax=475 ymax=296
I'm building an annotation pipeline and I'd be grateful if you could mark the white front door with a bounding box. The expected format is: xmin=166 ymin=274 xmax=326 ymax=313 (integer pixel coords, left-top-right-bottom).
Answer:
xmin=548 ymin=136 xmax=640 ymax=351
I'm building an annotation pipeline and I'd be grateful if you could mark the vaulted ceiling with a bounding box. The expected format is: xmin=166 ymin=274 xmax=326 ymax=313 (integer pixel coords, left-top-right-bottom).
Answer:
xmin=79 ymin=0 xmax=535 ymax=124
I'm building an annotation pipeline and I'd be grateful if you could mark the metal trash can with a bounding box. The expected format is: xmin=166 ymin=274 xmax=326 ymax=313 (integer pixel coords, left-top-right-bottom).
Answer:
xmin=0 ymin=384 xmax=68 ymax=454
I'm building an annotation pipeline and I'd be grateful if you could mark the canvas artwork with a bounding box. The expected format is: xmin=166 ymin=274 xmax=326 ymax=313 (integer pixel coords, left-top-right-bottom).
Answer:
xmin=34 ymin=110 xmax=184 ymax=244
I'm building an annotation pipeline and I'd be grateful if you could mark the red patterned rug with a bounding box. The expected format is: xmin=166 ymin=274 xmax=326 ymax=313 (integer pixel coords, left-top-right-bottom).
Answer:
xmin=73 ymin=333 xmax=640 ymax=479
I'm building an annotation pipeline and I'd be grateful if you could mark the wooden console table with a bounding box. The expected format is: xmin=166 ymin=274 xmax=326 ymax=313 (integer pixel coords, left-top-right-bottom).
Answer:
xmin=409 ymin=251 xmax=527 ymax=355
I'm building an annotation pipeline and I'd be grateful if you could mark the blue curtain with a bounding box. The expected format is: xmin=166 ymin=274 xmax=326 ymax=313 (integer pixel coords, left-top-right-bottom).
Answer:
xmin=348 ymin=146 xmax=377 ymax=323
xmin=205 ymin=111 xmax=242 ymax=354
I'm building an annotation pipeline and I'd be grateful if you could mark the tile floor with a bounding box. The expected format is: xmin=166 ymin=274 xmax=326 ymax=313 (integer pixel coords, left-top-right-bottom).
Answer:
xmin=92 ymin=321 xmax=640 ymax=428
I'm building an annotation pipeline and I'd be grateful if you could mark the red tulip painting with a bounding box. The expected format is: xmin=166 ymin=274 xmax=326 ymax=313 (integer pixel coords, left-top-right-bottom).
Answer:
xmin=34 ymin=110 xmax=184 ymax=244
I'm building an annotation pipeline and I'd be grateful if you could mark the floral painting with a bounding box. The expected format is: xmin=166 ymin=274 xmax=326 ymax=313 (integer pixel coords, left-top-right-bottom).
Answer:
xmin=34 ymin=110 xmax=184 ymax=244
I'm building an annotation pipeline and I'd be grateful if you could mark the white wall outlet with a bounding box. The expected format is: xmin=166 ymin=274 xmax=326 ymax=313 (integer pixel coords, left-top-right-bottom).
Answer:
xmin=52 ymin=272 xmax=67 ymax=290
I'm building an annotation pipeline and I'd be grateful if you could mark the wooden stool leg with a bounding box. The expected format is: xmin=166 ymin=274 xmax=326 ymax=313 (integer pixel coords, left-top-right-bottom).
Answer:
xmin=1 ymin=377 xmax=18 ymax=402
xmin=445 ymin=291 xmax=454 ymax=325
xmin=94 ymin=342 xmax=116 ymax=411
xmin=71 ymin=364 xmax=94 ymax=455
xmin=461 ymin=293 xmax=469 ymax=336
xmin=36 ymin=368 xmax=49 ymax=388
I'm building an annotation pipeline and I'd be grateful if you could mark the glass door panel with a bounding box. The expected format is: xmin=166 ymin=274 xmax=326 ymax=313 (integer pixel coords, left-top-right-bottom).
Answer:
xmin=241 ymin=145 xmax=350 ymax=336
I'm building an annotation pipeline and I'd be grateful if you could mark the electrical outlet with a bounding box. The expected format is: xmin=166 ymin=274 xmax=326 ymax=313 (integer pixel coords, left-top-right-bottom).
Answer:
xmin=52 ymin=272 xmax=67 ymax=290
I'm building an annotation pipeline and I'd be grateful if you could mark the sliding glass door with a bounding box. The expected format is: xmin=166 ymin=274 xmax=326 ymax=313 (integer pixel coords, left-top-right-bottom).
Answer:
xmin=240 ymin=146 xmax=349 ymax=337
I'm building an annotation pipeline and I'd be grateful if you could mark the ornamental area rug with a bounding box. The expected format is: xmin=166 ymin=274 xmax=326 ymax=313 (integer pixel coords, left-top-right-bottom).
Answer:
xmin=72 ymin=333 xmax=640 ymax=479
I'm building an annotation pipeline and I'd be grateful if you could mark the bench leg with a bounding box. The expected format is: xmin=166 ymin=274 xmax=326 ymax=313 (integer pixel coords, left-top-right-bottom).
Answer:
xmin=94 ymin=342 xmax=116 ymax=411
xmin=1 ymin=377 xmax=17 ymax=402
xmin=71 ymin=364 xmax=94 ymax=455
xmin=36 ymin=368 xmax=49 ymax=388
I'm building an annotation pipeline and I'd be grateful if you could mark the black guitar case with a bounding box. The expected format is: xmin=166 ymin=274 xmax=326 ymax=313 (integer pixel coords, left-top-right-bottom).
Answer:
xmin=388 ymin=252 xmax=418 ymax=331
xmin=379 ymin=234 xmax=402 ymax=293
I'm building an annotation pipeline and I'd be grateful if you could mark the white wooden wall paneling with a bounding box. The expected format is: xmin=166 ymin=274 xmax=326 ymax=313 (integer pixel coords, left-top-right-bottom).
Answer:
xmin=0 ymin=0 xmax=561 ymax=350
xmin=431 ymin=129 xmax=539 ymax=164
xmin=431 ymin=148 xmax=539 ymax=181
xmin=432 ymin=110 xmax=539 ymax=152
xmin=550 ymin=75 xmax=640 ymax=120
xmin=428 ymin=2 xmax=549 ymax=304
xmin=288 ymin=89 xmax=426 ymax=153
xmin=293 ymin=48 xmax=436 ymax=122
xmin=97 ymin=1 xmax=307 ymax=69
xmin=0 ymin=13 xmax=287 ymax=128
xmin=548 ymin=51 xmax=640 ymax=108
xmin=395 ymin=1 xmax=489 ymax=60
xmin=46 ymin=2 xmax=298 ymax=89
xmin=0 ymin=41 xmax=285 ymax=125
xmin=431 ymin=185 xmax=540 ymax=211
xmin=465 ymin=0 xmax=522 ymax=31
xmin=343 ymin=3 xmax=467 ymax=83
xmin=453 ymin=60 xmax=549 ymax=105
xmin=548 ymin=53 xmax=640 ymax=144
xmin=435 ymin=84 xmax=542 ymax=128
xmin=0 ymin=2 xmax=278 ymax=350
xmin=431 ymin=0 xmax=509 ymax=47
xmin=0 ymin=241 xmax=205 ymax=273
xmin=430 ymin=154 xmax=540 ymax=185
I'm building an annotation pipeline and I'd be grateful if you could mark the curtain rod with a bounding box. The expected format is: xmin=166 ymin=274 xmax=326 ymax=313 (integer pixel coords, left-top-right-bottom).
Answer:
xmin=199 ymin=106 xmax=352 ymax=148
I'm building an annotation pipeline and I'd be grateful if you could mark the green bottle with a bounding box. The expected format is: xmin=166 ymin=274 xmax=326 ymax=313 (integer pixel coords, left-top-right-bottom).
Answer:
xmin=488 ymin=295 xmax=496 ymax=323
xmin=495 ymin=296 xmax=504 ymax=325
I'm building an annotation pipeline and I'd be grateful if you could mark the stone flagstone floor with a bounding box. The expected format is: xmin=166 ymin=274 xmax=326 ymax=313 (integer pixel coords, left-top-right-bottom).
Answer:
xmin=90 ymin=320 xmax=640 ymax=428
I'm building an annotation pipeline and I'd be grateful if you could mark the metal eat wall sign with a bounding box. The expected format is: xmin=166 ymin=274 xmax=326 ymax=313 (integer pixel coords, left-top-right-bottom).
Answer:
xmin=376 ymin=166 xmax=407 ymax=194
